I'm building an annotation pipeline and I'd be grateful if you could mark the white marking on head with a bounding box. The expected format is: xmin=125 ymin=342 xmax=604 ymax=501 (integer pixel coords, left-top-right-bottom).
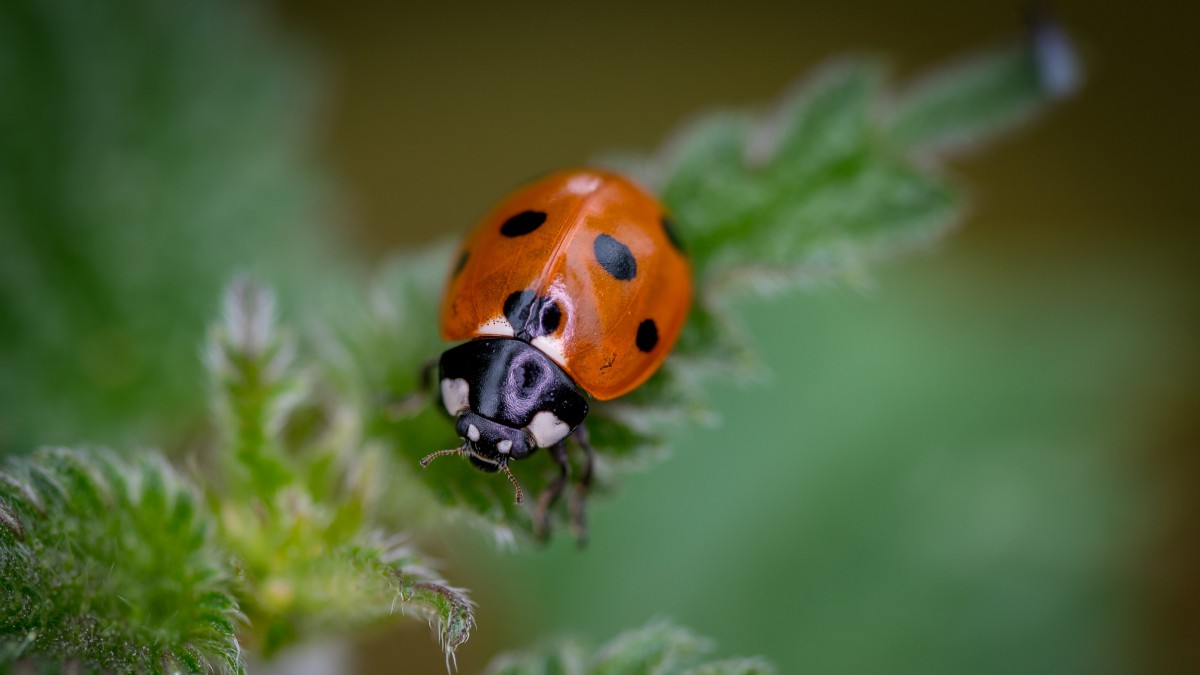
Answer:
xmin=441 ymin=378 xmax=470 ymax=416
xmin=467 ymin=424 xmax=481 ymax=442
xmin=497 ymin=439 xmax=513 ymax=454
xmin=528 ymin=410 xmax=570 ymax=447
xmin=530 ymin=335 xmax=568 ymax=369
xmin=477 ymin=315 xmax=515 ymax=337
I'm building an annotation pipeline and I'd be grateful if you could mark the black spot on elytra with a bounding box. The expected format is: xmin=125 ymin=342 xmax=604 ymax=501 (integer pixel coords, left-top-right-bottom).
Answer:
xmin=453 ymin=249 xmax=469 ymax=276
xmin=636 ymin=319 xmax=658 ymax=352
xmin=661 ymin=215 xmax=685 ymax=252
xmin=594 ymin=233 xmax=637 ymax=281
xmin=500 ymin=210 xmax=546 ymax=237
xmin=504 ymin=290 xmax=535 ymax=327
xmin=504 ymin=290 xmax=563 ymax=340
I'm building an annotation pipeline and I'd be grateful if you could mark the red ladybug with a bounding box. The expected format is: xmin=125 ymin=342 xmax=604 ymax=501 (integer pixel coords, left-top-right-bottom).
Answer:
xmin=420 ymin=168 xmax=692 ymax=536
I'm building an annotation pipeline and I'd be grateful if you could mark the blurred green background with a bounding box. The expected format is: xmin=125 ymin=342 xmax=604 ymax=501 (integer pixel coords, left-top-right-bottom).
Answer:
xmin=2 ymin=0 xmax=1197 ymax=673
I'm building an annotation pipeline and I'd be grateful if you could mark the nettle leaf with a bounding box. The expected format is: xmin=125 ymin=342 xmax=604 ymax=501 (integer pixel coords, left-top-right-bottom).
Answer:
xmin=207 ymin=281 xmax=473 ymax=658
xmin=342 ymin=24 xmax=1075 ymax=540
xmin=485 ymin=620 xmax=775 ymax=675
xmin=0 ymin=448 xmax=244 ymax=674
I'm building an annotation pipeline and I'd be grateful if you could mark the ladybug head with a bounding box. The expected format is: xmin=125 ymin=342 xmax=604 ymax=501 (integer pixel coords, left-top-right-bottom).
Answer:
xmin=455 ymin=411 xmax=535 ymax=468
xmin=420 ymin=410 xmax=534 ymax=504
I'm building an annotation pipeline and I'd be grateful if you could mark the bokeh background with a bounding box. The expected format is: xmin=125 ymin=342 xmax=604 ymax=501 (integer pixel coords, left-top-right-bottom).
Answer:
xmin=2 ymin=0 xmax=1197 ymax=673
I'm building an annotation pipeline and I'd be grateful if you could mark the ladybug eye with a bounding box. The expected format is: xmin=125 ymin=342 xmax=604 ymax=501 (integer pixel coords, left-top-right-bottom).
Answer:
xmin=503 ymin=290 xmax=562 ymax=339
xmin=538 ymin=302 xmax=561 ymax=334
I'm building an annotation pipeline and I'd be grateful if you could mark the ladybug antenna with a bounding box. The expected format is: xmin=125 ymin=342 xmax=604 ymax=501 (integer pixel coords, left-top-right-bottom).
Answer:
xmin=499 ymin=462 xmax=524 ymax=504
xmin=420 ymin=445 xmax=465 ymax=468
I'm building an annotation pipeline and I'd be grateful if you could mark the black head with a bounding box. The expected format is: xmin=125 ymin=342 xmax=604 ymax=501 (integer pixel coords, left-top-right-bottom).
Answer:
xmin=455 ymin=410 xmax=534 ymax=471
xmin=421 ymin=338 xmax=589 ymax=502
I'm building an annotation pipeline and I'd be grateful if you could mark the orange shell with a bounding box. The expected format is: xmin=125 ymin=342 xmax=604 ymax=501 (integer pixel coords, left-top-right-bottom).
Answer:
xmin=440 ymin=168 xmax=692 ymax=400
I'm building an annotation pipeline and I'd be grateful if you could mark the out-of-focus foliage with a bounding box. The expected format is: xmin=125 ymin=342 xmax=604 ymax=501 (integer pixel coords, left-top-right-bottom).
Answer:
xmin=0 ymin=448 xmax=244 ymax=674
xmin=485 ymin=619 xmax=775 ymax=675
xmin=352 ymin=27 xmax=1075 ymax=540
xmin=0 ymin=0 xmax=346 ymax=452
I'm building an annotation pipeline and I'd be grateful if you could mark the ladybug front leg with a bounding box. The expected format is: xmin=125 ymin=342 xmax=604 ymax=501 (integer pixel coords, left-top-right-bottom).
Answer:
xmin=533 ymin=441 xmax=570 ymax=541
xmin=568 ymin=424 xmax=594 ymax=546
xmin=386 ymin=357 xmax=438 ymax=420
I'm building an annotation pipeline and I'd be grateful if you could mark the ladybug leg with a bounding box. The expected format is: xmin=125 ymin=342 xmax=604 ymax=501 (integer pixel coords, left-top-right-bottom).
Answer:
xmin=568 ymin=424 xmax=594 ymax=546
xmin=386 ymin=358 xmax=438 ymax=420
xmin=533 ymin=441 xmax=571 ymax=541
xmin=417 ymin=357 xmax=437 ymax=390
xmin=572 ymin=423 xmax=595 ymax=488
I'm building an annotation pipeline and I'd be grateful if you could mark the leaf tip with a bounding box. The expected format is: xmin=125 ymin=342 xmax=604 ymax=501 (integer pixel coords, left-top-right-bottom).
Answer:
xmin=1026 ymin=8 xmax=1082 ymax=99
xmin=221 ymin=276 xmax=279 ymax=358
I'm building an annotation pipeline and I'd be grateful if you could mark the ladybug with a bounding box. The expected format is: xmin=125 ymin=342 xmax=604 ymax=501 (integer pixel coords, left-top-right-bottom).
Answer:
xmin=420 ymin=168 xmax=692 ymax=537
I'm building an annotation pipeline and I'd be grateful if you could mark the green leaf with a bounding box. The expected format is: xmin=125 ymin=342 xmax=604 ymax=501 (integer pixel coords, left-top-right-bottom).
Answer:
xmin=485 ymin=620 xmax=774 ymax=675
xmin=646 ymin=60 xmax=960 ymax=294
xmin=0 ymin=448 xmax=244 ymax=674
xmin=386 ymin=555 xmax=475 ymax=657
xmin=228 ymin=529 xmax=474 ymax=659
xmin=222 ymin=488 xmax=475 ymax=660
